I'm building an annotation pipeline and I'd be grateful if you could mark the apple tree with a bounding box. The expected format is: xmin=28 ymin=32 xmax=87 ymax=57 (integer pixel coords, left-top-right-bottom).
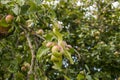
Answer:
xmin=0 ymin=0 xmax=120 ymax=80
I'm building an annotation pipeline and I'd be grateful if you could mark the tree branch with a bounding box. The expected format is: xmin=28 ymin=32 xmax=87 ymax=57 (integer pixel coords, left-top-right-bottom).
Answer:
xmin=26 ymin=33 xmax=36 ymax=80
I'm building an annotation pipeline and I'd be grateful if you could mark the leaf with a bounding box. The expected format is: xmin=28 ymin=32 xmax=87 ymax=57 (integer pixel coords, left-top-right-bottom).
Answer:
xmin=20 ymin=5 xmax=30 ymax=14
xmin=44 ymin=32 xmax=55 ymax=41
xmin=28 ymin=1 xmax=38 ymax=12
xmin=64 ymin=75 xmax=70 ymax=80
xmin=16 ymin=0 xmax=25 ymax=6
xmin=8 ymin=26 xmax=14 ymax=33
xmin=77 ymin=73 xmax=85 ymax=80
xmin=0 ymin=19 xmax=9 ymax=27
xmin=15 ymin=72 xmax=25 ymax=80
xmin=36 ymin=46 xmax=50 ymax=60
xmin=86 ymin=75 xmax=92 ymax=80
xmin=85 ymin=64 xmax=90 ymax=74
xmin=12 ymin=5 xmax=21 ymax=15
xmin=64 ymin=50 xmax=74 ymax=64
xmin=52 ymin=61 xmax=62 ymax=71
xmin=1 ymin=0 xmax=10 ymax=4
xmin=53 ymin=28 xmax=63 ymax=41
xmin=35 ymin=0 xmax=42 ymax=5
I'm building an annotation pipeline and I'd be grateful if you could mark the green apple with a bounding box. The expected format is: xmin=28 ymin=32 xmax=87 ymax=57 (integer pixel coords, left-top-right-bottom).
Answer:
xmin=5 ymin=14 xmax=14 ymax=23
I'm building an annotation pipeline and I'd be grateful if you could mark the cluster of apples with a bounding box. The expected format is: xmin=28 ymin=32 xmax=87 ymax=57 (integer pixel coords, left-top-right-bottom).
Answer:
xmin=0 ymin=14 xmax=14 ymax=35
xmin=94 ymin=31 xmax=100 ymax=40
xmin=46 ymin=41 xmax=72 ymax=69
xmin=46 ymin=42 xmax=62 ymax=62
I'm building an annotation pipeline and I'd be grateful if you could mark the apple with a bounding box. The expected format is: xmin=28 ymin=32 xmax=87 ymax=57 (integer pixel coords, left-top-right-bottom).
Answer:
xmin=24 ymin=62 xmax=30 ymax=69
xmin=95 ymin=36 xmax=100 ymax=40
xmin=114 ymin=51 xmax=119 ymax=57
xmin=21 ymin=66 xmax=26 ymax=72
xmin=26 ymin=20 xmax=34 ymax=27
xmin=94 ymin=31 xmax=100 ymax=36
xmin=52 ymin=45 xmax=61 ymax=53
xmin=46 ymin=42 xmax=56 ymax=48
xmin=36 ymin=29 xmax=44 ymax=35
xmin=66 ymin=44 xmax=72 ymax=48
xmin=5 ymin=14 xmax=14 ymax=23
xmin=46 ymin=42 xmax=53 ymax=48
xmin=99 ymin=41 xmax=104 ymax=45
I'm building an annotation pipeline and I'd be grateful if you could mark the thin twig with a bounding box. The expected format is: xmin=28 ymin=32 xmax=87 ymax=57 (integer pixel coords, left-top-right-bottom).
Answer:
xmin=74 ymin=48 xmax=81 ymax=60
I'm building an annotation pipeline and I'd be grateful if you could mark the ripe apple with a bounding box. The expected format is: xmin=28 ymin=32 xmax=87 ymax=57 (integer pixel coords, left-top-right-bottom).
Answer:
xmin=5 ymin=14 xmax=14 ymax=23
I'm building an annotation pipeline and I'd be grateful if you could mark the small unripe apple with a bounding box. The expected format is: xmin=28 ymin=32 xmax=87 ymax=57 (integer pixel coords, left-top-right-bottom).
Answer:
xmin=52 ymin=51 xmax=62 ymax=57
xmin=20 ymin=32 xmax=25 ymax=35
xmin=114 ymin=51 xmax=120 ymax=57
xmin=21 ymin=66 xmax=26 ymax=72
xmin=80 ymin=71 xmax=85 ymax=74
xmin=5 ymin=14 xmax=14 ymax=23
xmin=94 ymin=31 xmax=100 ymax=36
xmin=66 ymin=45 xmax=72 ymax=48
xmin=46 ymin=42 xmax=53 ymax=48
xmin=36 ymin=29 xmax=44 ymax=35
xmin=24 ymin=62 xmax=30 ymax=69
xmin=95 ymin=36 xmax=100 ymax=40
xmin=98 ymin=41 xmax=104 ymax=45
xmin=26 ymin=20 xmax=34 ymax=27
xmin=52 ymin=45 xmax=61 ymax=53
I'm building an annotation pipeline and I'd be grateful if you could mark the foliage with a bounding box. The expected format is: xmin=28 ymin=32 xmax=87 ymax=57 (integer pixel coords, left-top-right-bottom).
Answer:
xmin=0 ymin=0 xmax=120 ymax=80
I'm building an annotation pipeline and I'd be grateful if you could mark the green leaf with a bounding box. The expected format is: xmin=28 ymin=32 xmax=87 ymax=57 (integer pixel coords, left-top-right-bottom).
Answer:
xmin=77 ymin=73 xmax=85 ymax=80
xmin=15 ymin=72 xmax=25 ymax=80
xmin=20 ymin=5 xmax=30 ymax=14
xmin=52 ymin=61 xmax=62 ymax=71
xmin=36 ymin=46 xmax=50 ymax=60
xmin=35 ymin=0 xmax=42 ymax=5
xmin=86 ymin=75 xmax=92 ymax=80
xmin=85 ymin=64 xmax=90 ymax=74
xmin=53 ymin=28 xmax=63 ymax=41
xmin=28 ymin=1 xmax=38 ymax=12
xmin=0 ymin=19 xmax=9 ymax=27
xmin=8 ymin=26 xmax=14 ymax=33
xmin=17 ymin=0 xmax=25 ymax=6
xmin=1 ymin=0 xmax=10 ymax=4
xmin=64 ymin=75 xmax=70 ymax=80
xmin=64 ymin=50 xmax=74 ymax=64
xmin=12 ymin=5 xmax=21 ymax=15
xmin=44 ymin=32 xmax=55 ymax=41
